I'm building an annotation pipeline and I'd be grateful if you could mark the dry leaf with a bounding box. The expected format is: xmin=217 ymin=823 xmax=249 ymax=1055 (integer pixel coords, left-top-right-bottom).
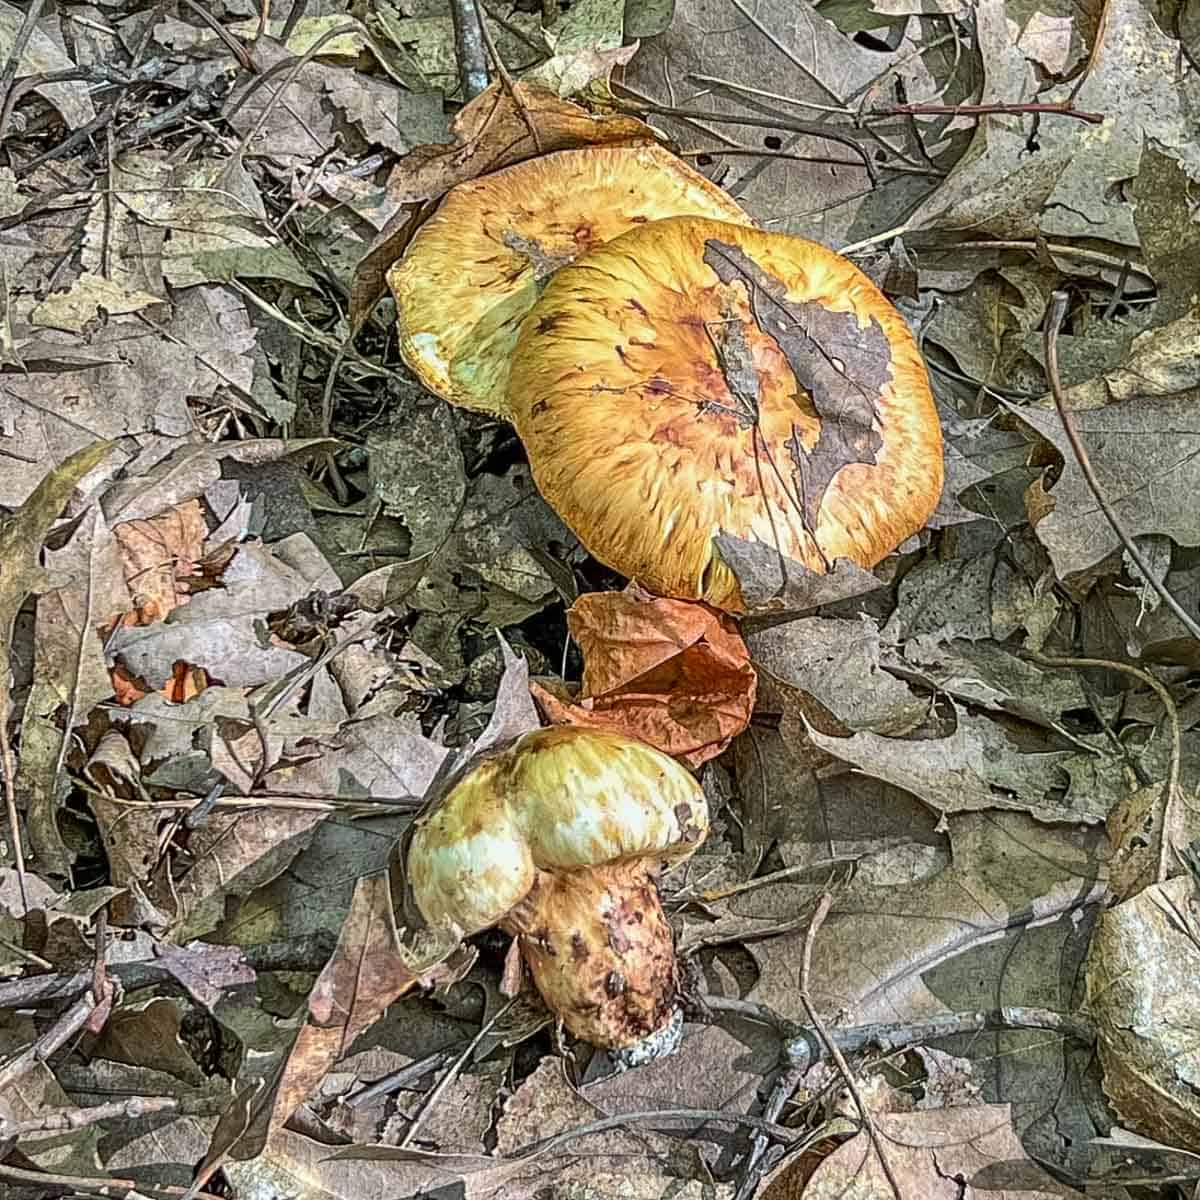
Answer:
xmin=531 ymin=587 xmax=755 ymax=767
xmin=786 ymin=1103 xmax=1086 ymax=1198
xmin=1086 ymin=873 xmax=1200 ymax=1147
xmin=112 ymin=499 xmax=207 ymax=626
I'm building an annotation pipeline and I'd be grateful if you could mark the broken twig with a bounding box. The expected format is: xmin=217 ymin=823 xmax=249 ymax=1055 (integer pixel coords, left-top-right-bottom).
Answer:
xmin=872 ymin=100 xmax=1104 ymax=124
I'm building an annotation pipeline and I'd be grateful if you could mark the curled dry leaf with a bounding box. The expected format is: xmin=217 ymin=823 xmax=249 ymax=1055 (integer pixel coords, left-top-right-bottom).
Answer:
xmin=530 ymin=587 xmax=756 ymax=767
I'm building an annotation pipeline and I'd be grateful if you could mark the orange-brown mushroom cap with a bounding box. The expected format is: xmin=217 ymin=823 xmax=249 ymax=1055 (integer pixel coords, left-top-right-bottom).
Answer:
xmin=387 ymin=146 xmax=750 ymax=418
xmin=506 ymin=216 xmax=945 ymax=612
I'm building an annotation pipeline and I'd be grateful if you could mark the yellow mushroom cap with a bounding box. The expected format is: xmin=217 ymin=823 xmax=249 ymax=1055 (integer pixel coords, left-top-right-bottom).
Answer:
xmin=405 ymin=725 xmax=708 ymax=937
xmin=387 ymin=145 xmax=750 ymax=418
xmin=506 ymin=215 xmax=945 ymax=612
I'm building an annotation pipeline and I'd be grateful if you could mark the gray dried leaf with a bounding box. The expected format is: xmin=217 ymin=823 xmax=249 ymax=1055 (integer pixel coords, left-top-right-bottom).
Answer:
xmin=805 ymin=708 xmax=1102 ymax=823
xmin=367 ymin=397 xmax=466 ymax=558
xmin=1086 ymin=875 xmax=1200 ymax=1148
xmin=749 ymin=614 xmax=926 ymax=733
xmin=325 ymin=73 xmax=448 ymax=155
xmin=717 ymin=533 xmax=885 ymax=615
xmin=1014 ymin=395 xmax=1200 ymax=578
xmin=896 ymin=635 xmax=1089 ymax=728
xmin=883 ymin=540 xmax=998 ymax=642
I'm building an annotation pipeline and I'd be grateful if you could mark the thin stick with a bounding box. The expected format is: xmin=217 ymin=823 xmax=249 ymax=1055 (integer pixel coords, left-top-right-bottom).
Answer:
xmin=280 ymin=0 xmax=308 ymax=41
xmin=449 ymin=0 xmax=489 ymax=100
xmin=509 ymin=1107 xmax=797 ymax=1159
xmin=472 ymin=0 xmax=541 ymax=153
xmin=1028 ymin=651 xmax=1181 ymax=885
xmin=179 ymin=0 xmax=255 ymax=72
xmin=798 ymin=893 xmax=903 ymax=1200
xmin=704 ymin=995 xmax=1099 ymax=1071
xmin=399 ymin=999 xmax=515 ymax=1147
xmin=0 ymin=717 xmax=27 ymax=913
xmin=678 ymin=147 xmax=941 ymax=176
xmin=0 ymin=992 xmax=97 ymax=1092
xmin=872 ymin=100 xmax=1103 ymax=124
xmin=611 ymin=96 xmax=876 ymax=183
xmin=0 ymin=1095 xmax=192 ymax=1139
xmin=0 ymin=1163 xmax=224 ymax=1200
xmin=1042 ymin=291 xmax=1200 ymax=643
xmin=0 ymin=932 xmax=334 ymax=1010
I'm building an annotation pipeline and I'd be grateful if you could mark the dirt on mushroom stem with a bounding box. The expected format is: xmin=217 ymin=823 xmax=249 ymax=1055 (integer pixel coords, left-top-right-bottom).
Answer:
xmin=502 ymin=858 xmax=681 ymax=1050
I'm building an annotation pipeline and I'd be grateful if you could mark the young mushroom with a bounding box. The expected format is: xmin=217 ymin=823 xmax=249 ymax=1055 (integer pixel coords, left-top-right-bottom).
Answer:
xmin=387 ymin=145 xmax=750 ymax=418
xmin=506 ymin=215 xmax=945 ymax=612
xmin=404 ymin=725 xmax=708 ymax=1058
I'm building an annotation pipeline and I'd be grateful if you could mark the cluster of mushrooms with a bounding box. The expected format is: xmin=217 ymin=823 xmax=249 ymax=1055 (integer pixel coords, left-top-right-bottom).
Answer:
xmin=388 ymin=141 xmax=945 ymax=1060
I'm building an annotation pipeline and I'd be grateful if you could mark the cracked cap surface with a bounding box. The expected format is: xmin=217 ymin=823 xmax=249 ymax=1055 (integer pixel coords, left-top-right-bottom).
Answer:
xmin=506 ymin=215 xmax=945 ymax=611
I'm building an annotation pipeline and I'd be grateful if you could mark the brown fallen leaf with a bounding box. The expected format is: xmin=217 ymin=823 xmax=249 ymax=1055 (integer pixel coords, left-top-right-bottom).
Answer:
xmin=112 ymin=499 xmax=207 ymax=626
xmin=768 ymin=1103 xmax=1086 ymax=1199
xmin=350 ymin=82 xmax=657 ymax=328
xmin=205 ymin=870 xmax=472 ymax=1175
xmin=531 ymin=586 xmax=756 ymax=767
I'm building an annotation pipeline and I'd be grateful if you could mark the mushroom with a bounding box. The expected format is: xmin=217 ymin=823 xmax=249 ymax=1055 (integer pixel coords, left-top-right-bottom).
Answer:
xmin=506 ymin=215 xmax=945 ymax=612
xmin=387 ymin=145 xmax=750 ymax=418
xmin=404 ymin=725 xmax=708 ymax=1056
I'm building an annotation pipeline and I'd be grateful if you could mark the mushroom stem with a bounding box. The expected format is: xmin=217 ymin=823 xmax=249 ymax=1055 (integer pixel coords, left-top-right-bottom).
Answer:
xmin=503 ymin=860 xmax=680 ymax=1052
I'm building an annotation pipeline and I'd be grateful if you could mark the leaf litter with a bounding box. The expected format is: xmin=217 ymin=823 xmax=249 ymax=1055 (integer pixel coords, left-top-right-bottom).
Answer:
xmin=1 ymin=1 xmax=1199 ymax=1198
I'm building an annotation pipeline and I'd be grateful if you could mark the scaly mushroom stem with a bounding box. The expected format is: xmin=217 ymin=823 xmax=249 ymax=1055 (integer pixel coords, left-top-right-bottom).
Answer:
xmin=503 ymin=860 xmax=678 ymax=1050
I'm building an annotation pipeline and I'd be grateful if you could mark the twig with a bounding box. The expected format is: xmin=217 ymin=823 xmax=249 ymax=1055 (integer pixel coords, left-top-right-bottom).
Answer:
xmin=705 ymin=995 xmax=1099 ymax=1071
xmin=279 ymin=0 xmax=308 ymax=42
xmin=179 ymin=0 xmax=255 ymax=71
xmin=611 ymin=95 xmax=877 ymax=184
xmin=871 ymin=100 xmax=1103 ymax=124
xmin=0 ymin=1163 xmax=224 ymax=1200
xmin=0 ymin=714 xmax=27 ymax=914
xmin=14 ymin=106 xmax=119 ymax=178
xmin=678 ymin=147 xmax=942 ymax=177
xmin=450 ymin=0 xmax=489 ymax=99
xmin=345 ymin=1046 xmax=460 ymax=1108
xmin=481 ymin=3 xmax=548 ymax=57
xmin=472 ymin=0 xmax=541 ymax=154
xmin=0 ymin=932 xmax=334 ymax=1010
xmin=797 ymin=894 xmax=903 ymax=1200
xmin=688 ymin=72 xmax=850 ymax=115
xmin=0 ymin=991 xmax=98 ymax=1092
xmin=1042 ymin=291 xmax=1200 ymax=644
xmin=0 ymin=0 xmax=44 ymax=142
xmin=0 ymin=1095 xmax=198 ymax=1139
xmin=508 ymin=1107 xmax=798 ymax=1159
xmin=733 ymin=1064 xmax=803 ymax=1200
xmin=1027 ymin=651 xmax=1182 ymax=885
xmin=400 ymin=1000 xmax=515 ymax=1146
